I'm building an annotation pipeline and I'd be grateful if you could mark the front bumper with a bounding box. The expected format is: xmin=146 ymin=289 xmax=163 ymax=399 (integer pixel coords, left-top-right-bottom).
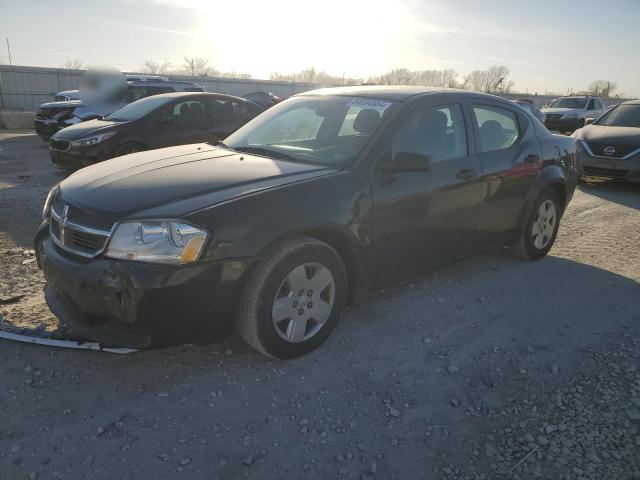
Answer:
xmin=35 ymin=227 xmax=252 ymax=348
xmin=577 ymin=149 xmax=640 ymax=183
xmin=50 ymin=145 xmax=110 ymax=169
xmin=544 ymin=117 xmax=584 ymax=132
xmin=34 ymin=119 xmax=62 ymax=139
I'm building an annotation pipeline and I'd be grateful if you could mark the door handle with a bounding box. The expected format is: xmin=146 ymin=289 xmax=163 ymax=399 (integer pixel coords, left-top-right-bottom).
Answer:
xmin=524 ymin=154 xmax=540 ymax=163
xmin=456 ymin=169 xmax=477 ymax=180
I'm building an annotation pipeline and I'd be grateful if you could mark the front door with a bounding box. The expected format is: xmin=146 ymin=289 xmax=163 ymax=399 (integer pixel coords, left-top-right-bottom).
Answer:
xmin=370 ymin=101 xmax=482 ymax=282
xmin=155 ymin=97 xmax=211 ymax=148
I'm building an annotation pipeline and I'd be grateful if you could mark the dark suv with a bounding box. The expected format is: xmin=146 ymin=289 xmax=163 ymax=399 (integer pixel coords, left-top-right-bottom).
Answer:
xmin=34 ymin=79 xmax=204 ymax=139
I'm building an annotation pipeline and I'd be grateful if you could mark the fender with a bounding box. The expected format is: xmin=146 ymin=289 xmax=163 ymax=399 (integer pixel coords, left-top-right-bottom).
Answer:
xmin=515 ymin=165 xmax=568 ymax=235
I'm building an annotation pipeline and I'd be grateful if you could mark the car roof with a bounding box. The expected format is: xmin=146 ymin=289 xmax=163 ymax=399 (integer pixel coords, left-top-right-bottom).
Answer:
xmin=295 ymin=85 xmax=514 ymax=103
xmin=128 ymin=80 xmax=200 ymax=87
xmin=135 ymin=91 xmax=252 ymax=102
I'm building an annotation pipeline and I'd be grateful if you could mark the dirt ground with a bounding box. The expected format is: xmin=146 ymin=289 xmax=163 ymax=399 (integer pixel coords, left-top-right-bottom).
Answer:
xmin=1 ymin=131 xmax=639 ymax=480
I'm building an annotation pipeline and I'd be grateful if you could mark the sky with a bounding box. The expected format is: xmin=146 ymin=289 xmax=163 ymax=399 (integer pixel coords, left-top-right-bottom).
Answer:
xmin=1 ymin=0 xmax=639 ymax=96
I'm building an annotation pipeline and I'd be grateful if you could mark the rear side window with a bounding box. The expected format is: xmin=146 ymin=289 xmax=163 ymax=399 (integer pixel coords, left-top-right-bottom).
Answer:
xmin=391 ymin=104 xmax=467 ymax=163
xmin=472 ymin=105 xmax=519 ymax=153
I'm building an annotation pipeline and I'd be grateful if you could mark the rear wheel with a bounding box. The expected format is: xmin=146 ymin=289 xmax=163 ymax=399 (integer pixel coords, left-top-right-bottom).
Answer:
xmin=115 ymin=143 xmax=144 ymax=157
xmin=237 ymin=236 xmax=348 ymax=359
xmin=508 ymin=187 xmax=561 ymax=260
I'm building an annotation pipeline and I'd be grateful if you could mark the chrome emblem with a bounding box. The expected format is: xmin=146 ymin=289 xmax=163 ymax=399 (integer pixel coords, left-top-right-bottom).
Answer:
xmin=603 ymin=146 xmax=616 ymax=156
xmin=60 ymin=204 xmax=70 ymax=244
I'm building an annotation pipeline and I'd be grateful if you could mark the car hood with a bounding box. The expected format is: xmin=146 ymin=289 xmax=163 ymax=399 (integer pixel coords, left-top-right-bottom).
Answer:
xmin=53 ymin=119 xmax=123 ymax=140
xmin=541 ymin=107 xmax=581 ymax=116
xmin=576 ymin=125 xmax=640 ymax=145
xmin=59 ymin=144 xmax=337 ymax=218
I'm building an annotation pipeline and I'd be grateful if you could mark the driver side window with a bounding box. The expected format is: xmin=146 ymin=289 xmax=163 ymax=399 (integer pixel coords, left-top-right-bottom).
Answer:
xmin=391 ymin=104 xmax=467 ymax=164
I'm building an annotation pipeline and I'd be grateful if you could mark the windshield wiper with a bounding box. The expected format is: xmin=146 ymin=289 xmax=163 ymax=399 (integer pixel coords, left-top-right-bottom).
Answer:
xmin=233 ymin=146 xmax=300 ymax=162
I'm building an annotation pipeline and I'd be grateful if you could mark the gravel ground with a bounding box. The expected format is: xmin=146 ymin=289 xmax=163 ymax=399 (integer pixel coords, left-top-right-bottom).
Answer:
xmin=1 ymin=132 xmax=639 ymax=480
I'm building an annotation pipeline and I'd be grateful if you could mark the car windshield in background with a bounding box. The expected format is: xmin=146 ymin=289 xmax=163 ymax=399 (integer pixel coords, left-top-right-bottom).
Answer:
xmin=105 ymin=96 xmax=171 ymax=121
xmin=595 ymin=104 xmax=640 ymax=128
xmin=549 ymin=97 xmax=587 ymax=109
xmin=224 ymin=95 xmax=395 ymax=166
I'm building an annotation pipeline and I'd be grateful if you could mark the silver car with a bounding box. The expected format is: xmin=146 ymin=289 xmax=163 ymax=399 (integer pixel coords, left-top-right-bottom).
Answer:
xmin=573 ymin=100 xmax=640 ymax=183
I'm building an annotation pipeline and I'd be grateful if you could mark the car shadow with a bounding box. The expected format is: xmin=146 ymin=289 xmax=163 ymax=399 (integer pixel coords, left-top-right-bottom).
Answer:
xmin=578 ymin=177 xmax=639 ymax=210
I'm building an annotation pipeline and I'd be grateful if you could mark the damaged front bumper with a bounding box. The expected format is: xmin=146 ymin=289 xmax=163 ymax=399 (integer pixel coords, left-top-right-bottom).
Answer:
xmin=35 ymin=226 xmax=252 ymax=349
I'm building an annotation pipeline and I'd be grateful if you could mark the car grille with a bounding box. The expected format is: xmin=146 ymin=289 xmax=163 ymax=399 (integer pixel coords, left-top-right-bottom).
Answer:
xmin=50 ymin=194 xmax=113 ymax=258
xmin=545 ymin=114 xmax=563 ymax=119
xmin=582 ymin=166 xmax=629 ymax=179
xmin=586 ymin=142 xmax=640 ymax=159
xmin=50 ymin=139 xmax=70 ymax=151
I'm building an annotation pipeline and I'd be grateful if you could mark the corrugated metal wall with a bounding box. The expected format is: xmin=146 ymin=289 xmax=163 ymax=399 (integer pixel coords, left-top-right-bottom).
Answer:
xmin=0 ymin=65 xmax=335 ymax=111
xmin=0 ymin=64 xmax=630 ymax=111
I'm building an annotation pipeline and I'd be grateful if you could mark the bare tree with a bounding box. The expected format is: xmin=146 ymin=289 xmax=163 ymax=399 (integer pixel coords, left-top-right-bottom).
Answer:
xmin=61 ymin=58 xmax=84 ymax=70
xmin=270 ymin=68 xmax=357 ymax=85
xmin=142 ymin=59 xmax=172 ymax=75
xmin=462 ymin=65 xmax=514 ymax=93
xmin=369 ymin=68 xmax=459 ymax=88
xmin=182 ymin=57 xmax=212 ymax=77
xmin=588 ymin=80 xmax=618 ymax=99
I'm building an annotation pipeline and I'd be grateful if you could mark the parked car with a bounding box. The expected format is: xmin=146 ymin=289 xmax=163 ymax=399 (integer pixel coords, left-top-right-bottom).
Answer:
xmin=49 ymin=92 xmax=264 ymax=169
xmin=243 ymin=91 xmax=282 ymax=108
xmin=514 ymin=99 xmax=546 ymax=123
xmin=542 ymin=95 xmax=607 ymax=133
xmin=572 ymin=99 xmax=640 ymax=182
xmin=34 ymin=80 xmax=204 ymax=140
xmin=36 ymin=86 xmax=577 ymax=358
xmin=54 ymin=90 xmax=81 ymax=102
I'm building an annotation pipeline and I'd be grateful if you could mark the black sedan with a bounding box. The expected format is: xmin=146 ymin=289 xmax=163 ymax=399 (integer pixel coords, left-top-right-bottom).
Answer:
xmin=573 ymin=100 xmax=640 ymax=182
xmin=49 ymin=92 xmax=264 ymax=169
xmin=36 ymin=86 xmax=577 ymax=358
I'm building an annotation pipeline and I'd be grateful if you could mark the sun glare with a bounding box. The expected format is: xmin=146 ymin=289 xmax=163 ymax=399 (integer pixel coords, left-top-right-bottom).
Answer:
xmin=193 ymin=0 xmax=410 ymax=78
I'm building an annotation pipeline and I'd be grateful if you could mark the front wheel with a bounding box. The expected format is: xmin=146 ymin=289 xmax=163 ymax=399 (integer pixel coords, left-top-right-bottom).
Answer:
xmin=237 ymin=236 xmax=348 ymax=359
xmin=508 ymin=187 xmax=561 ymax=260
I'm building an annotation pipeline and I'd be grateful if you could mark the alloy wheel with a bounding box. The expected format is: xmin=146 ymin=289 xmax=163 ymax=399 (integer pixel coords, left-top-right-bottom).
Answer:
xmin=531 ymin=199 xmax=557 ymax=249
xmin=271 ymin=262 xmax=335 ymax=343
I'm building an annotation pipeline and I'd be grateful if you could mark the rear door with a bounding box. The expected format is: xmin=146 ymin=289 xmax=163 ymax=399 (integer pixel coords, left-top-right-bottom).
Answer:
xmin=470 ymin=102 xmax=542 ymax=247
xmin=370 ymin=99 xmax=483 ymax=281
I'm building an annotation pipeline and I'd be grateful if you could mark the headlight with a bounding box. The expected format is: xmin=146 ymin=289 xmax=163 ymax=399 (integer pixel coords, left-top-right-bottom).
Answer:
xmin=564 ymin=113 xmax=577 ymax=119
xmin=70 ymin=132 xmax=116 ymax=148
xmin=42 ymin=184 xmax=59 ymax=220
xmin=105 ymin=220 xmax=208 ymax=264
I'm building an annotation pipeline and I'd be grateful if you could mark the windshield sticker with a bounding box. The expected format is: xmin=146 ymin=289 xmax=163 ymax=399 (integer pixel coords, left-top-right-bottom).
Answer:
xmin=347 ymin=98 xmax=392 ymax=110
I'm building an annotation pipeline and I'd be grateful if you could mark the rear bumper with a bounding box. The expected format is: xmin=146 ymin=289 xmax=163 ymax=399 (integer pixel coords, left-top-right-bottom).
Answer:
xmin=35 ymin=226 xmax=253 ymax=348
xmin=545 ymin=117 xmax=584 ymax=132
xmin=577 ymin=149 xmax=640 ymax=183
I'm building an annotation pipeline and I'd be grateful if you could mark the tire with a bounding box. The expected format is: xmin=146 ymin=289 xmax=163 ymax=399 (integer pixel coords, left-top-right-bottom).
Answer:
xmin=237 ymin=236 xmax=348 ymax=359
xmin=508 ymin=187 xmax=561 ymax=261
xmin=115 ymin=143 xmax=144 ymax=157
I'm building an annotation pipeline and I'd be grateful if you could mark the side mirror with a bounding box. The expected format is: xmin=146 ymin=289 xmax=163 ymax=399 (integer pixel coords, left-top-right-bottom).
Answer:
xmin=382 ymin=152 xmax=433 ymax=173
xmin=584 ymin=118 xmax=595 ymax=125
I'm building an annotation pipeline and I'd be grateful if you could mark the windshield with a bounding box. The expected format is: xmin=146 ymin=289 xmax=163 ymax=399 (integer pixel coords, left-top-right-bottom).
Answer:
xmin=548 ymin=97 xmax=587 ymax=109
xmin=223 ymin=95 xmax=396 ymax=166
xmin=105 ymin=96 xmax=171 ymax=121
xmin=595 ymin=104 xmax=640 ymax=128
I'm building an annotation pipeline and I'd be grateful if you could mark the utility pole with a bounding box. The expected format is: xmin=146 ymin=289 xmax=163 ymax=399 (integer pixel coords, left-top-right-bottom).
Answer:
xmin=5 ymin=38 xmax=11 ymax=65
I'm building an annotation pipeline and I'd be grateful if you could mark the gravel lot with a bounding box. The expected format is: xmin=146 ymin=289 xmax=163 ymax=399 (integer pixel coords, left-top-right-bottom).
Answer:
xmin=1 ymin=131 xmax=639 ymax=480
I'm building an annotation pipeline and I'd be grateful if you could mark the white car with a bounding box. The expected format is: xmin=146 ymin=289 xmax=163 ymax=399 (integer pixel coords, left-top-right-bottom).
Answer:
xmin=542 ymin=95 xmax=607 ymax=132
